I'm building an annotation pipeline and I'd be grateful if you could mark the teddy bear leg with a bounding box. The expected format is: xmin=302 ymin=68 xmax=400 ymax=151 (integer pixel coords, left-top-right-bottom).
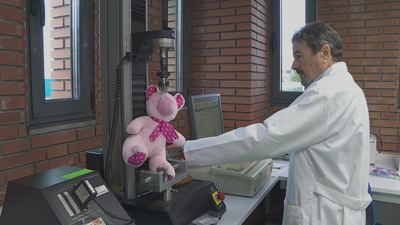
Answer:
xmin=149 ymin=155 xmax=176 ymax=180
xmin=123 ymin=144 xmax=148 ymax=167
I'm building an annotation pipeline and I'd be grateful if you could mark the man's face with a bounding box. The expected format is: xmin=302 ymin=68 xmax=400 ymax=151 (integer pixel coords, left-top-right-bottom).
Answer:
xmin=291 ymin=41 xmax=326 ymax=88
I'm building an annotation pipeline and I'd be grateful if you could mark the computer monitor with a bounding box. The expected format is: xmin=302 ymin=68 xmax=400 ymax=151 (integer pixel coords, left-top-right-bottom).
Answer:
xmin=187 ymin=93 xmax=224 ymax=140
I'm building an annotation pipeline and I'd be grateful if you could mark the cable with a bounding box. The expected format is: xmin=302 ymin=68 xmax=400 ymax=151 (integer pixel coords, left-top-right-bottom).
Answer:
xmin=371 ymin=133 xmax=383 ymax=153
xmin=94 ymin=199 xmax=135 ymax=224
xmin=104 ymin=53 xmax=131 ymax=198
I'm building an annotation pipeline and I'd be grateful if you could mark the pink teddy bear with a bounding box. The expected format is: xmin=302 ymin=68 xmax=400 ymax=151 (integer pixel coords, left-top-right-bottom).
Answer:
xmin=122 ymin=85 xmax=186 ymax=179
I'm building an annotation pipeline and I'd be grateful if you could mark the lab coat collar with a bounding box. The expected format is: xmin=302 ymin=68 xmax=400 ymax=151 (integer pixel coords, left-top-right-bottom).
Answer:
xmin=308 ymin=62 xmax=347 ymax=89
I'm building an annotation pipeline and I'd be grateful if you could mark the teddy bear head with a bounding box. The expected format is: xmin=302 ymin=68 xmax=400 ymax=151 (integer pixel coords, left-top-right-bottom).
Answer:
xmin=146 ymin=85 xmax=185 ymax=122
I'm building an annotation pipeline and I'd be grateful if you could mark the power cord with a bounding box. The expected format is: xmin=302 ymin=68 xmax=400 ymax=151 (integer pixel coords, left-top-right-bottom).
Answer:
xmin=94 ymin=199 xmax=135 ymax=225
xmin=371 ymin=133 xmax=383 ymax=153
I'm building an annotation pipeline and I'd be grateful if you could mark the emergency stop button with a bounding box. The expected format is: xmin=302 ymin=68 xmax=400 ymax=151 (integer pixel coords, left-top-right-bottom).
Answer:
xmin=218 ymin=191 xmax=225 ymax=201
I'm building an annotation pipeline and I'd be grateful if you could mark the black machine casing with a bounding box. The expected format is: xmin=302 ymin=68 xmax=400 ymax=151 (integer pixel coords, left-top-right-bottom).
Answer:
xmin=0 ymin=166 xmax=132 ymax=225
xmin=120 ymin=179 xmax=227 ymax=225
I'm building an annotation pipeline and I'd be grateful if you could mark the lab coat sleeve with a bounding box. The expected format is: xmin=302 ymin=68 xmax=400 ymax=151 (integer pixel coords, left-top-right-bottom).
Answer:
xmin=184 ymin=90 xmax=330 ymax=167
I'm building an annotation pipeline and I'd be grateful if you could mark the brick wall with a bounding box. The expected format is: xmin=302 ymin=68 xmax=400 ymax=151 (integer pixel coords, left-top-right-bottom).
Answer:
xmin=317 ymin=0 xmax=400 ymax=153
xmin=0 ymin=0 xmax=101 ymax=203
xmin=188 ymin=0 xmax=270 ymax=132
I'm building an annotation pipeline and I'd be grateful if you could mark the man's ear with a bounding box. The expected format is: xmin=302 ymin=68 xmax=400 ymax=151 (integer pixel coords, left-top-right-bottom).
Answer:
xmin=321 ymin=44 xmax=331 ymax=60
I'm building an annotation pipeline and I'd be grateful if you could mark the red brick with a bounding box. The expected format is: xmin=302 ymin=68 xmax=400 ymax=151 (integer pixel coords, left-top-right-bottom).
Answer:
xmin=0 ymin=0 xmax=23 ymax=7
xmin=364 ymin=82 xmax=397 ymax=89
xmin=35 ymin=155 xmax=79 ymax=173
xmin=0 ymin=21 xmax=24 ymax=36
xmin=349 ymin=27 xmax=383 ymax=35
xmin=77 ymin=128 xmax=95 ymax=140
xmin=0 ymin=36 xmax=25 ymax=51
xmin=366 ymin=97 xmax=396 ymax=104
xmin=384 ymin=26 xmax=400 ymax=34
xmin=0 ymin=4 xmax=24 ymax=22
xmin=69 ymin=136 xmax=102 ymax=154
xmin=383 ymin=59 xmax=397 ymax=66
xmin=50 ymin=6 xmax=69 ymax=18
xmin=0 ymin=150 xmax=45 ymax=170
xmin=348 ymin=43 xmax=382 ymax=50
xmin=0 ymin=111 xmax=24 ymax=125
xmin=190 ymin=49 xmax=220 ymax=57
xmin=50 ymin=91 xmax=72 ymax=99
xmin=49 ymin=0 xmax=63 ymax=7
xmin=349 ymin=12 xmax=383 ymax=20
xmin=47 ymin=144 xmax=68 ymax=159
xmin=205 ymin=8 xmax=235 ymax=17
xmin=191 ymin=17 xmax=220 ymax=26
xmin=380 ymin=128 xmax=398 ymax=136
xmin=51 ymin=60 xmax=64 ymax=69
xmin=221 ymin=15 xmax=252 ymax=24
xmin=382 ymin=90 xmax=396 ymax=97
xmin=332 ymin=5 xmax=366 ymax=14
xmin=1 ymin=96 xmax=25 ymax=110
xmin=365 ymin=66 xmax=397 ymax=73
xmin=50 ymin=28 xmax=70 ymax=38
xmin=366 ymin=2 xmax=400 ymax=11
xmin=3 ymin=138 xmax=30 ymax=155
xmin=190 ymin=80 xmax=220 ymax=87
xmin=191 ymin=33 xmax=220 ymax=42
xmin=365 ymin=51 xmax=398 ymax=58
xmin=318 ymin=0 xmax=348 ymax=7
xmin=349 ymin=0 xmax=384 ymax=5
xmin=0 ymin=173 xmax=4 ymax=186
xmin=221 ymin=48 xmax=252 ymax=56
xmin=0 ymin=67 xmax=27 ymax=80
xmin=348 ymin=59 xmax=381 ymax=66
xmin=385 ymin=11 xmax=399 ymax=18
xmin=51 ymin=71 xmax=71 ymax=79
xmin=31 ymin=131 xmax=76 ymax=149
xmin=318 ymin=14 xmax=348 ymax=22
xmin=0 ymin=52 xmax=25 ymax=66
xmin=50 ymin=39 xmax=64 ymax=49
xmin=205 ymin=40 xmax=235 ymax=48
xmin=317 ymin=8 xmax=331 ymax=15
xmin=191 ymin=65 xmax=219 ymax=72
xmin=331 ymin=21 xmax=365 ymax=29
xmin=366 ymin=35 xmax=398 ymax=42
xmin=368 ymin=104 xmax=387 ymax=112
xmin=366 ymin=18 xmax=399 ymax=27
xmin=50 ymin=17 xmax=64 ymax=28
xmin=7 ymin=166 xmax=34 ymax=181
xmin=205 ymin=56 xmax=235 ymax=64
xmin=205 ymin=24 xmax=235 ymax=33
xmin=51 ymin=49 xmax=70 ymax=58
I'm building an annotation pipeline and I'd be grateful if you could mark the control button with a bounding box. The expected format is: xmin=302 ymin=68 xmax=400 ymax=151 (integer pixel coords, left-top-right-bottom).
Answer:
xmin=218 ymin=192 xmax=225 ymax=201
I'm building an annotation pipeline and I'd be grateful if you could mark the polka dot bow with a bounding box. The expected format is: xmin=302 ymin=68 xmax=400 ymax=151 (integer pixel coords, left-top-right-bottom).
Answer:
xmin=150 ymin=117 xmax=179 ymax=144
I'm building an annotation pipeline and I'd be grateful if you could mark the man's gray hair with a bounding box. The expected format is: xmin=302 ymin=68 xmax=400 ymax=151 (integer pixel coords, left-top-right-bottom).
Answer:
xmin=292 ymin=22 xmax=343 ymax=62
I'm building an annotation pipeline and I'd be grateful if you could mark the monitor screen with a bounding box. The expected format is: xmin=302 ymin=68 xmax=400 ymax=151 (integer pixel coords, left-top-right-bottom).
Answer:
xmin=187 ymin=93 xmax=224 ymax=140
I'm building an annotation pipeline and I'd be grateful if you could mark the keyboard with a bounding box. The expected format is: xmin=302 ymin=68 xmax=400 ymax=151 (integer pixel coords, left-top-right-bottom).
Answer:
xmin=210 ymin=161 xmax=259 ymax=177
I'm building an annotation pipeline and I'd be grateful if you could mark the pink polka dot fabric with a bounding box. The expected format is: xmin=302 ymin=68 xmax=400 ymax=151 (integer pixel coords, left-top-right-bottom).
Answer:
xmin=127 ymin=152 xmax=146 ymax=166
xmin=150 ymin=117 xmax=178 ymax=144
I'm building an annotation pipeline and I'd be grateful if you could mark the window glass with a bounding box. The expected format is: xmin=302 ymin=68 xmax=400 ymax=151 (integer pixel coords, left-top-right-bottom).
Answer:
xmin=281 ymin=0 xmax=305 ymax=92
xmin=43 ymin=0 xmax=79 ymax=100
xmin=270 ymin=0 xmax=315 ymax=106
xmin=167 ymin=0 xmax=187 ymax=95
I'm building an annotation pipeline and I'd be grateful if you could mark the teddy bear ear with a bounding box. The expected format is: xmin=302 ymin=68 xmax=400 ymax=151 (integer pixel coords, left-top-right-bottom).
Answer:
xmin=174 ymin=93 xmax=185 ymax=110
xmin=146 ymin=85 xmax=159 ymax=100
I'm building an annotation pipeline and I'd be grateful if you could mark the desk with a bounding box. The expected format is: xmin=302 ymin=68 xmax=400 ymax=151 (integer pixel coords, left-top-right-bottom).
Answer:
xmin=370 ymin=153 xmax=400 ymax=204
xmin=219 ymin=155 xmax=400 ymax=225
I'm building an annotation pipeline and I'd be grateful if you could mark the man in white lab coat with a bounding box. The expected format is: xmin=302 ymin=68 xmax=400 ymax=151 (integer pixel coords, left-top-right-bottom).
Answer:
xmin=183 ymin=22 xmax=372 ymax=224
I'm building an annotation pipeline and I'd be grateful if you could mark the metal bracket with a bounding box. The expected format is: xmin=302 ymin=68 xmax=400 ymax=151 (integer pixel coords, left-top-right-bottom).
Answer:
xmin=139 ymin=159 xmax=188 ymax=192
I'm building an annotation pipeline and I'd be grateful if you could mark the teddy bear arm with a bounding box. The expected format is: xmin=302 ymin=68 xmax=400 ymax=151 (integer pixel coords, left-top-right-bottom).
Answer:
xmin=126 ymin=116 xmax=152 ymax=134
xmin=172 ymin=132 xmax=186 ymax=147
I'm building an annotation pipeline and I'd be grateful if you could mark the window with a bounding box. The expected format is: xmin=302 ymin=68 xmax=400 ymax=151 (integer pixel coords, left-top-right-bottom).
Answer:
xmin=270 ymin=0 xmax=316 ymax=106
xmin=166 ymin=0 xmax=188 ymax=97
xmin=27 ymin=0 xmax=93 ymax=129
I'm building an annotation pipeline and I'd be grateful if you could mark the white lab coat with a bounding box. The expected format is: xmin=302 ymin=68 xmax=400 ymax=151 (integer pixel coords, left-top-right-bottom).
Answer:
xmin=183 ymin=62 xmax=372 ymax=225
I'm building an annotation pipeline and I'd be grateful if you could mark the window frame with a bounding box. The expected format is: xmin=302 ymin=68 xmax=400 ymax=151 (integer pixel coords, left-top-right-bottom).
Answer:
xmin=164 ymin=0 xmax=189 ymax=99
xmin=27 ymin=0 xmax=94 ymax=129
xmin=270 ymin=0 xmax=316 ymax=107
